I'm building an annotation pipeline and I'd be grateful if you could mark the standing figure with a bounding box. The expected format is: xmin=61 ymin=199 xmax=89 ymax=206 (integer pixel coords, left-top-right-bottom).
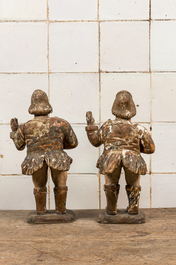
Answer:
xmin=10 ymin=89 xmax=78 ymax=216
xmin=86 ymin=91 xmax=155 ymax=216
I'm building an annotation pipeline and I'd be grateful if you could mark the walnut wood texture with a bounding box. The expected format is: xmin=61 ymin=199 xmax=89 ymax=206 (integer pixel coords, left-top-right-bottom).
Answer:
xmin=0 ymin=209 xmax=176 ymax=264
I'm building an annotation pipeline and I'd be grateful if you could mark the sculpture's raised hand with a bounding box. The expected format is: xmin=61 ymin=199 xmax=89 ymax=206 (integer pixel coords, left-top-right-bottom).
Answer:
xmin=10 ymin=118 xmax=19 ymax=132
xmin=86 ymin=111 xmax=95 ymax=126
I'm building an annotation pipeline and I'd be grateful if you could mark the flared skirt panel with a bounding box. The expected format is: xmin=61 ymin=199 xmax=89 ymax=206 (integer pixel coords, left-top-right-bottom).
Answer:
xmin=97 ymin=150 xmax=147 ymax=175
xmin=21 ymin=150 xmax=72 ymax=175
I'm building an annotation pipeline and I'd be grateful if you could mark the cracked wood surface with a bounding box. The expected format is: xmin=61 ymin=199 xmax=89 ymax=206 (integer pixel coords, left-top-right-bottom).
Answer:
xmin=0 ymin=209 xmax=176 ymax=264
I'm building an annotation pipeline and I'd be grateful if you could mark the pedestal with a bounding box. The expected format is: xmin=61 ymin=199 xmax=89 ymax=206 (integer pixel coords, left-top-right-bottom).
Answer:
xmin=98 ymin=209 xmax=145 ymax=224
xmin=27 ymin=209 xmax=75 ymax=224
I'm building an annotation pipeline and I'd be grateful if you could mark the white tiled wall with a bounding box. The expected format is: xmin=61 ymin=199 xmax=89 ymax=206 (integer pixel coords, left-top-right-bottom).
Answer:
xmin=49 ymin=0 xmax=97 ymax=21
xmin=0 ymin=23 xmax=48 ymax=72
xmin=100 ymin=22 xmax=149 ymax=72
xmin=0 ymin=0 xmax=175 ymax=210
xmin=49 ymin=22 xmax=99 ymax=72
xmin=99 ymin=0 xmax=149 ymax=20
xmin=151 ymin=21 xmax=176 ymax=71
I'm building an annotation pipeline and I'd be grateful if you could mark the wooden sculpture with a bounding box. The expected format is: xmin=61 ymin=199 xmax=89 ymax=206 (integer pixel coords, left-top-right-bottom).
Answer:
xmin=86 ymin=90 xmax=155 ymax=223
xmin=10 ymin=89 xmax=78 ymax=223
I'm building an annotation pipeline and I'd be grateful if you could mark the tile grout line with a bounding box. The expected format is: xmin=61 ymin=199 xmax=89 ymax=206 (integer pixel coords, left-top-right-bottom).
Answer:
xmin=47 ymin=0 xmax=51 ymax=210
xmin=1 ymin=19 xmax=176 ymax=23
xmin=98 ymin=0 xmax=101 ymax=210
xmin=1 ymin=71 xmax=176 ymax=74
xmin=149 ymin=0 xmax=152 ymax=209
xmin=49 ymin=19 xmax=150 ymax=23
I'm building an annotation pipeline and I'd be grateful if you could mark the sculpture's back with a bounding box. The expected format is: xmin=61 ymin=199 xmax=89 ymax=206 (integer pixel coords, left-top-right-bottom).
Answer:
xmin=86 ymin=90 xmax=155 ymax=223
xmin=10 ymin=89 xmax=78 ymax=223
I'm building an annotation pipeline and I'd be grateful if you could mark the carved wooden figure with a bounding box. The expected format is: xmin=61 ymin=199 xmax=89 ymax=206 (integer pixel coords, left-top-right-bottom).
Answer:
xmin=86 ymin=91 xmax=155 ymax=223
xmin=10 ymin=89 xmax=78 ymax=223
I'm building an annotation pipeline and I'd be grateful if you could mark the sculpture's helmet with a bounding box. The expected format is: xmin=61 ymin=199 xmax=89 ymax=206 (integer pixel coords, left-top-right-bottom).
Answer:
xmin=28 ymin=89 xmax=53 ymax=115
xmin=111 ymin=90 xmax=136 ymax=119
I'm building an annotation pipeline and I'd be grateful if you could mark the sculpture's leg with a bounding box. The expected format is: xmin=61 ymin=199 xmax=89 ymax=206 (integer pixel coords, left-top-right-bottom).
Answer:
xmin=32 ymin=161 xmax=48 ymax=215
xmin=104 ymin=167 xmax=121 ymax=215
xmin=50 ymin=169 xmax=68 ymax=214
xmin=124 ymin=167 xmax=141 ymax=215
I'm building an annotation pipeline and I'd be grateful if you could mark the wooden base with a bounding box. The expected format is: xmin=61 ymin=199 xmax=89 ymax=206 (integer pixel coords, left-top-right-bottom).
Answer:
xmin=27 ymin=209 xmax=75 ymax=224
xmin=98 ymin=209 xmax=145 ymax=224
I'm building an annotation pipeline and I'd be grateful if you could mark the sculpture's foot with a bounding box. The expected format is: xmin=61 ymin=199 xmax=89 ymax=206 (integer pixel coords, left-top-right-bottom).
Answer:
xmin=98 ymin=209 xmax=145 ymax=224
xmin=56 ymin=210 xmax=66 ymax=214
xmin=36 ymin=209 xmax=47 ymax=215
xmin=127 ymin=205 xmax=139 ymax=215
xmin=27 ymin=209 xmax=75 ymax=224
xmin=105 ymin=207 xmax=117 ymax=215
xmin=106 ymin=210 xmax=117 ymax=215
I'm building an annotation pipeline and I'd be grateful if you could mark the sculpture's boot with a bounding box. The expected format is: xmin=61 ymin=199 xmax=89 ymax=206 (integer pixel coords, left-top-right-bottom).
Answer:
xmin=54 ymin=186 xmax=68 ymax=214
xmin=104 ymin=184 xmax=120 ymax=215
xmin=34 ymin=187 xmax=47 ymax=215
xmin=126 ymin=185 xmax=141 ymax=215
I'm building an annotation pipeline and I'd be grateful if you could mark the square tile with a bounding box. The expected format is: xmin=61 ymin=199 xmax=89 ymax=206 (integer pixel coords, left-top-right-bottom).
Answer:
xmin=151 ymin=21 xmax=176 ymax=71
xmin=0 ymin=0 xmax=47 ymax=20
xmin=0 ymin=176 xmax=35 ymax=210
xmin=50 ymin=73 xmax=99 ymax=124
xmin=0 ymin=23 xmax=47 ymax=72
xmin=152 ymin=123 xmax=176 ymax=173
xmin=49 ymin=22 xmax=98 ymax=72
xmin=0 ymin=125 xmax=26 ymax=175
xmin=0 ymin=74 xmax=48 ymax=124
xmin=49 ymin=0 xmax=97 ymax=21
xmin=49 ymin=174 xmax=99 ymax=210
xmin=100 ymin=22 xmax=149 ymax=72
xmin=101 ymin=173 xmax=150 ymax=209
xmin=101 ymin=73 xmax=150 ymax=123
xmin=152 ymin=73 xmax=176 ymax=122
xmin=99 ymin=0 xmax=149 ymax=20
xmin=152 ymin=174 xmax=176 ymax=208
xmin=66 ymin=125 xmax=99 ymax=174
xmin=151 ymin=0 xmax=176 ymax=19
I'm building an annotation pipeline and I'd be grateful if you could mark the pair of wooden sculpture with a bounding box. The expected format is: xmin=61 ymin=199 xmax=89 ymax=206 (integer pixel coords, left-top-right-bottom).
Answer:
xmin=10 ymin=89 xmax=155 ymax=224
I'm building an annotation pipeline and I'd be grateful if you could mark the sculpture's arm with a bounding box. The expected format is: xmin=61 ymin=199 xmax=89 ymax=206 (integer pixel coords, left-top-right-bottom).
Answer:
xmin=10 ymin=118 xmax=25 ymax=151
xmin=137 ymin=125 xmax=155 ymax=154
xmin=64 ymin=123 xmax=78 ymax=149
xmin=85 ymin=111 xmax=103 ymax=147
